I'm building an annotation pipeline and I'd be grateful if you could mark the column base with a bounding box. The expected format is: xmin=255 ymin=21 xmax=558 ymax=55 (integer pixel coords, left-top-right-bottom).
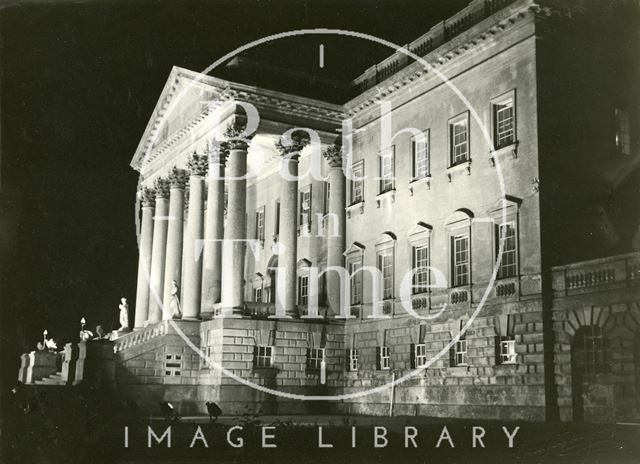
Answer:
xmin=200 ymin=311 xmax=215 ymax=320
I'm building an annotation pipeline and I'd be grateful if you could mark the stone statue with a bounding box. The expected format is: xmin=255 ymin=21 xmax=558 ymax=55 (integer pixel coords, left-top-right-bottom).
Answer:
xmin=94 ymin=325 xmax=106 ymax=340
xmin=170 ymin=280 xmax=182 ymax=319
xmin=118 ymin=297 xmax=130 ymax=331
xmin=44 ymin=338 xmax=57 ymax=351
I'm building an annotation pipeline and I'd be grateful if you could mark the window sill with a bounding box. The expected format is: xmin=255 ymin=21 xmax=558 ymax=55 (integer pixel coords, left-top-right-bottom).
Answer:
xmin=446 ymin=160 xmax=471 ymax=181
xmin=346 ymin=201 xmax=364 ymax=218
xmin=376 ymin=189 xmax=396 ymax=208
xmin=489 ymin=140 xmax=519 ymax=167
xmin=409 ymin=176 xmax=432 ymax=195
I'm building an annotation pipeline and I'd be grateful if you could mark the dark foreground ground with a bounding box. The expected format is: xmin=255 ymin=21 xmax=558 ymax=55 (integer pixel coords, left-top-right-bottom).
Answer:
xmin=2 ymin=387 xmax=639 ymax=464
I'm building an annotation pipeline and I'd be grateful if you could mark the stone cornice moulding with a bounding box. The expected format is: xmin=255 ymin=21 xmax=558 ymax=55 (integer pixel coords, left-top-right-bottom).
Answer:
xmin=132 ymin=66 xmax=344 ymax=172
xmin=344 ymin=0 xmax=543 ymax=119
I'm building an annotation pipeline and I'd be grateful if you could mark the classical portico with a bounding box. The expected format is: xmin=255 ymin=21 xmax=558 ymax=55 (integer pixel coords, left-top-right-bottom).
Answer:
xmin=129 ymin=67 xmax=344 ymax=325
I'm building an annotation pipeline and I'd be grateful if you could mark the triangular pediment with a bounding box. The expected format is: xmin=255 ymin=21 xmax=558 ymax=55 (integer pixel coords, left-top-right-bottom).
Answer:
xmin=130 ymin=66 xmax=231 ymax=171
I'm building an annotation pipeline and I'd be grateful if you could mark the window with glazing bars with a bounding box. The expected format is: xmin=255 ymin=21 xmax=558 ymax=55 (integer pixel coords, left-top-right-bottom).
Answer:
xmin=496 ymin=222 xmax=517 ymax=278
xmin=254 ymin=346 xmax=273 ymax=368
xmin=412 ymin=136 xmax=429 ymax=179
xmin=298 ymin=275 xmax=308 ymax=306
xmin=452 ymin=234 xmax=469 ymax=286
xmin=255 ymin=207 xmax=265 ymax=242
xmin=377 ymin=249 xmax=394 ymax=300
xmin=378 ymin=148 xmax=394 ymax=193
xmin=493 ymin=99 xmax=515 ymax=148
xmin=349 ymin=259 xmax=362 ymax=305
xmin=350 ymin=162 xmax=364 ymax=204
xmin=412 ymin=245 xmax=429 ymax=294
xmin=306 ymin=348 xmax=325 ymax=370
xmin=450 ymin=117 xmax=469 ymax=164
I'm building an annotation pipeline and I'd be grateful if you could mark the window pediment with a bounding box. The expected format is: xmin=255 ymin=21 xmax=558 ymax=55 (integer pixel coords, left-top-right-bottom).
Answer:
xmin=408 ymin=222 xmax=432 ymax=246
xmin=375 ymin=232 xmax=397 ymax=249
xmin=445 ymin=209 xmax=474 ymax=231
xmin=344 ymin=241 xmax=365 ymax=256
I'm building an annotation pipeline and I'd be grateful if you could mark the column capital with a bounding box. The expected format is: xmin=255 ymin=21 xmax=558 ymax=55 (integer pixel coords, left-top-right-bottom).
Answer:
xmin=323 ymin=144 xmax=343 ymax=168
xmin=140 ymin=187 xmax=156 ymax=207
xmin=275 ymin=129 xmax=310 ymax=158
xmin=187 ymin=152 xmax=209 ymax=177
xmin=168 ymin=166 xmax=188 ymax=189
xmin=224 ymin=121 xmax=253 ymax=151
xmin=207 ymin=140 xmax=230 ymax=166
xmin=183 ymin=183 xmax=190 ymax=213
xmin=154 ymin=177 xmax=170 ymax=199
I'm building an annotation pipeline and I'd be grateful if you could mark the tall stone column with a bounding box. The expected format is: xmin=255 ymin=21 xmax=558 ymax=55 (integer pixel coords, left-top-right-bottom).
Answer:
xmin=201 ymin=144 xmax=227 ymax=317
xmin=134 ymin=187 xmax=155 ymax=329
xmin=147 ymin=177 xmax=170 ymax=324
xmin=182 ymin=153 xmax=208 ymax=320
xmin=221 ymin=137 xmax=249 ymax=317
xmin=323 ymin=144 xmax=346 ymax=316
xmin=162 ymin=167 xmax=188 ymax=320
xmin=274 ymin=131 xmax=310 ymax=318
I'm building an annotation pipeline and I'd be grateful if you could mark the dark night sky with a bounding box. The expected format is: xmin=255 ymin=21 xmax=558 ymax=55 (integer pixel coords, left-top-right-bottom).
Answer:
xmin=0 ymin=0 xmax=469 ymax=389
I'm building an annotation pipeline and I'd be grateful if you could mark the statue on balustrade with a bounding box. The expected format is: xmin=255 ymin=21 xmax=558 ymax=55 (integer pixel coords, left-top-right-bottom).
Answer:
xmin=118 ymin=297 xmax=130 ymax=331
xmin=170 ymin=280 xmax=182 ymax=319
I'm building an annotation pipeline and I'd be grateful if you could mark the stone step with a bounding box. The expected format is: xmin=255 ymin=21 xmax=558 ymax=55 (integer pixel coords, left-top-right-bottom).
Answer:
xmin=34 ymin=371 xmax=65 ymax=386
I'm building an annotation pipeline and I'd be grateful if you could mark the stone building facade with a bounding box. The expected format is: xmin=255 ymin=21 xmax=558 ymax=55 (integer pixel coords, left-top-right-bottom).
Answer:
xmin=105 ymin=0 xmax=639 ymax=422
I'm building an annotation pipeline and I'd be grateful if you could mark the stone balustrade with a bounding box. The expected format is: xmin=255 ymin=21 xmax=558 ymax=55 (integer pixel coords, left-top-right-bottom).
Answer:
xmin=113 ymin=320 xmax=169 ymax=353
xmin=352 ymin=0 xmax=517 ymax=94
xmin=552 ymin=252 xmax=640 ymax=296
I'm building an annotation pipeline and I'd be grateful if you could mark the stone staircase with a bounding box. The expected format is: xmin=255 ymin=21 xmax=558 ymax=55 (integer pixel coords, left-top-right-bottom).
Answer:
xmin=34 ymin=371 xmax=65 ymax=386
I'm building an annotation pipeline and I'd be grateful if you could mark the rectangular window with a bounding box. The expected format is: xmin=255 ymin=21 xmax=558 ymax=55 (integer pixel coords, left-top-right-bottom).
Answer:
xmin=298 ymin=275 xmax=309 ymax=306
xmin=498 ymin=337 xmax=517 ymax=364
xmin=450 ymin=114 xmax=469 ymax=165
xmin=164 ymin=354 xmax=182 ymax=376
xmin=299 ymin=187 xmax=311 ymax=226
xmin=412 ymin=245 xmax=429 ymax=294
xmin=306 ymin=348 xmax=325 ymax=370
xmin=616 ymin=108 xmax=631 ymax=155
xmin=377 ymin=346 xmax=390 ymax=370
xmin=493 ymin=98 xmax=515 ymax=148
xmin=377 ymin=249 xmax=394 ymax=300
xmin=349 ymin=259 xmax=363 ymax=305
xmin=496 ymin=221 xmax=517 ymax=279
xmin=347 ymin=349 xmax=359 ymax=372
xmin=254 ymin=346 xmax=273 ymax=368
xmin=255 ymin=206 xmax=265 ymax=243
xmin=451 ymin=234 xmax=470 ymax=287
xmin=414 ymin=343 xmax=427 ymax=367
xmin=412 ymin=133 xmax=429 ymax=179
xmin=454 ymin=339 xmax=467 ymax=366
xmin=253 ymin=287 xmax=263 ymax=303
xmin=350 ymin=162 xmax=364 ymax=204
xmin=274 ymin=199 xmax=280 ymax=237
xmin=323 ymin=180 xmax=330 ymax=214
xmin=378 ymin=146 xmax=395 ymax=193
